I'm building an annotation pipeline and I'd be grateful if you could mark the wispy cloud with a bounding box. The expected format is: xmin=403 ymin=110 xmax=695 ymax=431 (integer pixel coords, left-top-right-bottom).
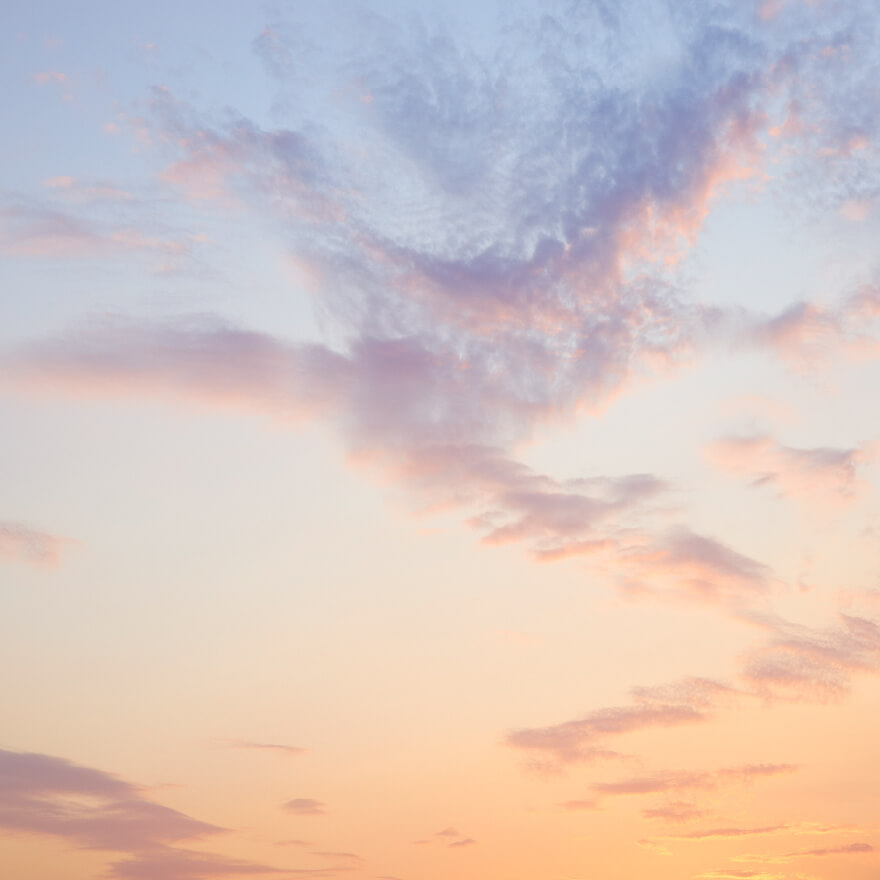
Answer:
xmin=741 ymin=612 xmax=880 ymax=702
xmin=507 ymin=677 xmax=736 ymax=767
xmin=706 ymin=434 xmax=867 ymax=503
xmin=0 ymin=521 xmax=71 ymax=566
xmin=218 ymin=739 xmax=308 ymax=758
xmin=508 ymin=604 xmax=880 ymax=773
xmin=642 ymin=801 xmax=709 ymax=823
xmin=592 ymin=764 xmax=797 ymax=798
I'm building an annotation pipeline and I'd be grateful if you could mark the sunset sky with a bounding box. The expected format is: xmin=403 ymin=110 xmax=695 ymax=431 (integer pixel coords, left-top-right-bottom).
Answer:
xmin=2 ymin=1 xmax=880 ymax=879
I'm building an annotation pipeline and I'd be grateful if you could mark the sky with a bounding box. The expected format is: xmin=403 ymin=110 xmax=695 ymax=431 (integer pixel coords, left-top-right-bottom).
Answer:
xmin=2 ymin=1 xmax=880 ymax=879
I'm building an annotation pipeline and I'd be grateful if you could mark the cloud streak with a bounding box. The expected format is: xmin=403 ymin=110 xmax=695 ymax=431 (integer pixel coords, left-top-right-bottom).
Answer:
xmin=0 ymin=521 xmax=70 ymax=566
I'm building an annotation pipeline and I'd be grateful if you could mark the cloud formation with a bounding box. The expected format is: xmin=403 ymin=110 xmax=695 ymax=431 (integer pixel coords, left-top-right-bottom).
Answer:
xmin=0 ymin=521 xmax=69 ymax=566
xmin=507 ymin=677 xmax=736 ymax=766
xmin=508 ymin=608 xmax=880 ymax=769
xmin=707 ymin=434 xmax=867 ymax=503
xmin=0 ymin=749 xmax=281 ymax=879
xmin=282 ymin=799 xmax=326 ymax=816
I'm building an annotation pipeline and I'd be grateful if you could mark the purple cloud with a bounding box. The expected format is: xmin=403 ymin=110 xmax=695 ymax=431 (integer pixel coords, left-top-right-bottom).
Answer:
xmin=0 ymin=749 xmax=285 ymax=879
xmin=282 ymin=799 xmax=326 ymax=816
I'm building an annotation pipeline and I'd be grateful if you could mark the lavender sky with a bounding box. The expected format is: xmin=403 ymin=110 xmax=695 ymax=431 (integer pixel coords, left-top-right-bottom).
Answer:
xmin=2 ymin=1 xmax=880 ymax=879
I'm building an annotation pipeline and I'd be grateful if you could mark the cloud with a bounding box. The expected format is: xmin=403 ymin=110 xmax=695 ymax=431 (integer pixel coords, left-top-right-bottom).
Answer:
xmin=615 ymin=529 xmax=771 ymax=604
xmin=508 ymin=604 xmax=880 ymax=775
xmin=785 ymin=842 xmax=874 ymax=857
xmin=506 ymin=677 xmax=735 ymax=766
xmin=736 ymin=841 xmax=877 ymax=863
xmin=449 ymin=837 xmax=477 ymax=848
xmin=32 ymin=71 xmax=67 ymax=85
xmin=592 ymin=764 xmax=796 ymax=798
xmin=9 ymin=1 xmax=878 ymax=575
xmin=695 ymin=872 xmax=786 ymax=880
xmin=594 ymin=771 xmax=714 ymax=797
xmin=742 ymin=612 xmax=880 ymax=701
xmin=743 ymin=292 xmax=880 ymax=368
xmin=715 ymin=764 xmax=800 ymax=783
xmin=1 ymin=316 xmax=675 ymax=561
xmin=0 ymin=193 xmax=200 ymax=270
xmin=706 ymin=434 xmax=867 ymax=503
xmin=0 ymin=521 xmax=70 ymax=566
xmin=110 ymin=848 xmax=286 ymax=878
xmin=642 ymin=801 xmax=709 ymax=823
xmin=559 ymin=799 xmax=599 ymax=811
xmin=0 ymin=749 xmax=283 ymax=879
xmin=282 ymin=799 xmax=326 ymax=816
xmin=665 ymin=825 xmax=790 ymax=841
xmin=309 ymin=851 xmax=362 ymax=862
xmin=220 ymin=740 xmax=308 ymax=758
xmin=653 ymin=821 xmax=860 ymax=846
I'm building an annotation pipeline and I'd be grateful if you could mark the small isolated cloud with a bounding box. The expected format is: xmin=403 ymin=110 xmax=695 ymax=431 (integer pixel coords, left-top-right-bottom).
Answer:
xmin=591 ymin=763 xmax=795 ymax=799
xmin=32 ymin=71 xmax=67 ymax=85
xmin=0 ymin=521 xmax=70 ymax=566
xmin=282 ymin=799 xmax=326 ymax=816
xmin=642 ymin=802 xmax=708 ymax=823
xmin=593 ymin=770 xmax=714 ymax=797
xmin=715 ymin=764 xmax=800 ymax=784
xmin=417 ymin=828 xmax=475 ymax=848
xmin=309 ymin=851 xmax=362 ymax=863
xmin=435 ymin=828 xmax=460 ymax=838
xmin=695 ymin=872 xmax=786 ymax=880
xmin=786 ymin=841 xmax=874 ymax=858
xmin=220 ymin=739 xmax=307 ymax=757
xmin=559 ymin=799 xmax=599 ymax=811
xmin=665 ymin=825 xmax=790 ymax=841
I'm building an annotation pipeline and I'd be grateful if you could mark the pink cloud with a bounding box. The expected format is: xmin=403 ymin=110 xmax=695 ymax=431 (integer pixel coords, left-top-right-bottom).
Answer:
xmin=508 ymin=606 xmax=880 ymax=776
xmin=32 ymin=71 xmax=67 ymax=84
xmin=0 ymin=198 xmax=196 ymax=266
xmin=615 ymin=529 xmax=771 ymax=605
xmin=707 ymin=434 xmax=865 ymax=503
xmin=0 ymin=521 xmax=70 ymax=566
xmin=744 ymin=293 xmax=880 ymax=367
xmin=742 ymin=612 xmax=880 ymax=702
